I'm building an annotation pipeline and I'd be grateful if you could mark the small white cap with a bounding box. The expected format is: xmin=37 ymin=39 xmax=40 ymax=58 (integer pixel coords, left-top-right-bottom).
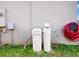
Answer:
xmin=32 ymin=28 xmax=42 ymax=34
xmin=32 ymin=28 xmax=42 ymax=32
xmin=44 ymin=23 xmax=50 ymax=28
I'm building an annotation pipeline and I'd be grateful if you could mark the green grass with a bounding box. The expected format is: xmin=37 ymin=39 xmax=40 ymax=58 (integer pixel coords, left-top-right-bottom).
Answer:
xmin=0 ymin=44 xmax=79 ymax=57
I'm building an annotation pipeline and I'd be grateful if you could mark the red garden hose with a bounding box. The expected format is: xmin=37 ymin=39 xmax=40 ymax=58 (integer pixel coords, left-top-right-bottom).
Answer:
xmin=64 ymin=22 xmax=79 ymax=42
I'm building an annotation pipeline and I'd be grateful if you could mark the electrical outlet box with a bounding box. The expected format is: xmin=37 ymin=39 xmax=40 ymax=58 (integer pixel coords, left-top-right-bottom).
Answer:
xmin=0 ymin=9 xmax=6 ymax=27
xmin=7 ymin=22 xmax=15 ymax=30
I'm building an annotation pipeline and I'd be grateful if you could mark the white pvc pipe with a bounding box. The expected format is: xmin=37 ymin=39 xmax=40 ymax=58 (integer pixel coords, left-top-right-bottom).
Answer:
xmin=43 ymin=27 xmax=51 ymax=52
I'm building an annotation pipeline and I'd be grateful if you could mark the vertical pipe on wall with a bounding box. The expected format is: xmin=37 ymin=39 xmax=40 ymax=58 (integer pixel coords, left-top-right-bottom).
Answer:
xmin=77 ymin=1 xmax=79 ymax=24
xmin=29 ymin=1 xmax=32 ymax=37
xmin=0 ymin=28 xmax=2 ymax=46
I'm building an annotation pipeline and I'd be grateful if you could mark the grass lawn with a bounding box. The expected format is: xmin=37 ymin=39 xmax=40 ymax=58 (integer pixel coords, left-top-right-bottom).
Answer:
xmin=0 ymin=44 xmax=79 ymax=57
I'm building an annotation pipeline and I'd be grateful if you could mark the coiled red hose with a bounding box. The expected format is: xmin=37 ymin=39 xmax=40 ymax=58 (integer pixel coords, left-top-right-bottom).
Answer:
xmin=64 ymin=22 xmax=79 ymax=42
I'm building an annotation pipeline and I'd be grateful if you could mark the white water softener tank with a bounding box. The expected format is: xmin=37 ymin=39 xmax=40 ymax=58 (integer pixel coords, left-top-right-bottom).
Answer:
xmin=32 ymin=28 xmax=42 ymax=52
xmin=43 ymin=23 xmax=51 ymax=52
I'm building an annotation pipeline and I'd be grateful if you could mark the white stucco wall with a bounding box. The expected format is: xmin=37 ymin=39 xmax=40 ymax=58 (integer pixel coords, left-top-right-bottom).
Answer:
xmin=0 ymin=1 xmax=77 ymax=45
xmin=31 ymin=1 xmax=77 ymax=45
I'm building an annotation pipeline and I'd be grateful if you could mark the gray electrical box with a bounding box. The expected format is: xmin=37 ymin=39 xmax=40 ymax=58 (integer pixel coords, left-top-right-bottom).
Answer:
xmin=0 ymin=9 xmax=6 ymax=27
xmin=7 ymin=22 xmax=15 ymax=30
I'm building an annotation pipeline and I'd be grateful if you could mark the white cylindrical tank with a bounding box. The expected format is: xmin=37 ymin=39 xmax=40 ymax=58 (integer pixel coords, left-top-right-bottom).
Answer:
xmin=43 ymin=23 xmax=51 ymax=52
xmin=32 ymin=28 xmax=42 ymax=52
